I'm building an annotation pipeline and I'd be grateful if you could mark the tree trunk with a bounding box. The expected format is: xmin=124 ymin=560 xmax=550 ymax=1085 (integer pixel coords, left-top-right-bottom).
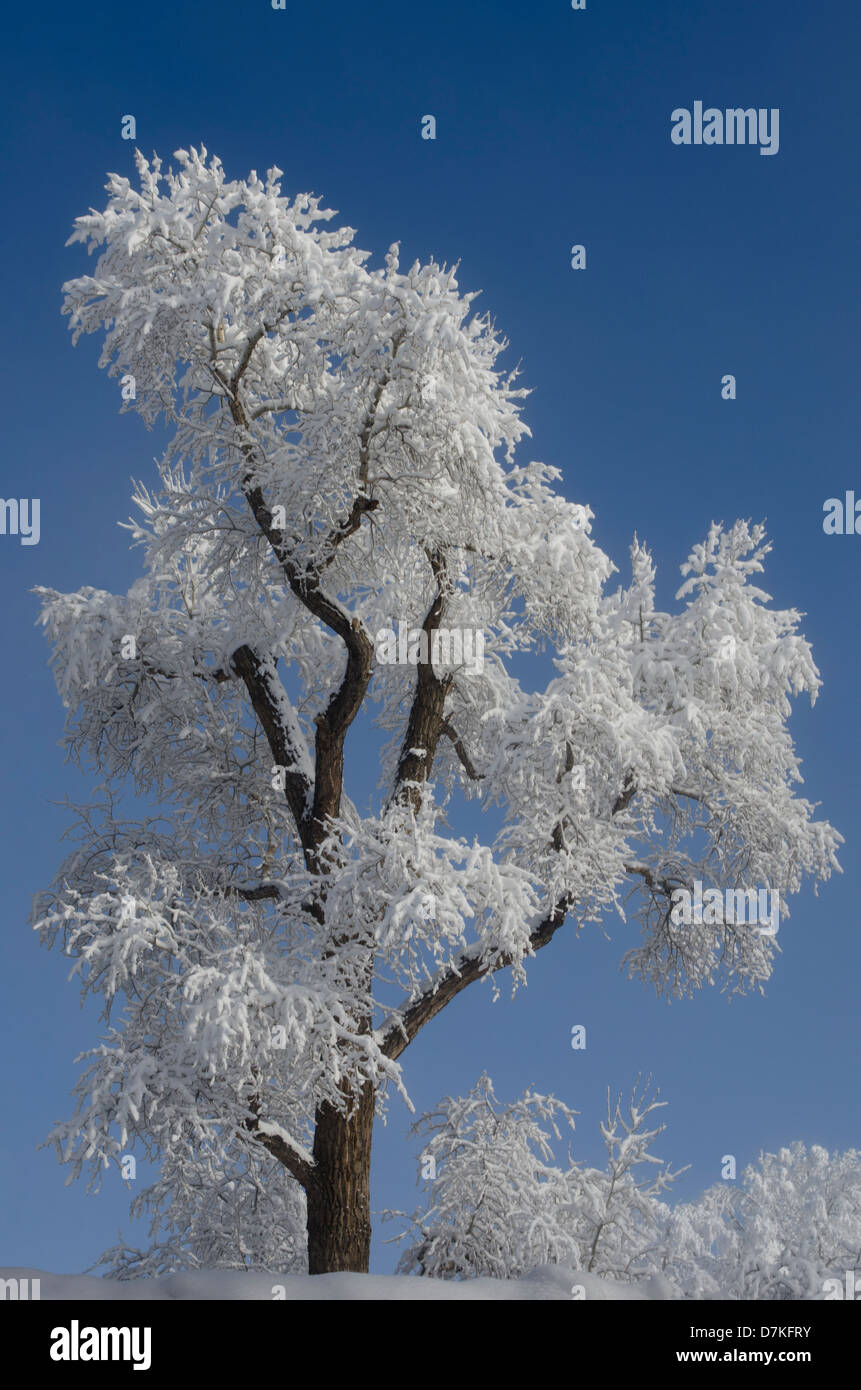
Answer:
xmin=306 ymin=1084 xmax=375 ymax=1273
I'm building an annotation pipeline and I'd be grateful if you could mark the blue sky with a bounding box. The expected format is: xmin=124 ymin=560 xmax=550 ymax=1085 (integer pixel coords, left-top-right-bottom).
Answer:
xmin=1 ymin=0 xmax=859 ymax=1275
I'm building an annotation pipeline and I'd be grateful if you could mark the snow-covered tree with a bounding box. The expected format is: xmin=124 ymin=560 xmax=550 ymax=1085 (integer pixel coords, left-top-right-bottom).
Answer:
xmin=662 ymin=1143 xmax=861 ymax=1300
xmin=656 ymin=1183 xmax=731 ymax=1299
xmin=391 ymin=1074 xmax=679 ymax=1284
xmin=565 ymin=1077 xmax=683 ymax=1281
xmin=395 ymin=1092 xmax=861 ymax=1300
xmin=388 ymin=1072 xmax=579 ymax=1278
xmin=33 ymin=145 xmax=841 ymax=1274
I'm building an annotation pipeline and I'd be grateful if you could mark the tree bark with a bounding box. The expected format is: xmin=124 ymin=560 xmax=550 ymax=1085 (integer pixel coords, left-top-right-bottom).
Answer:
xmin=305 ymin=1085 xmax=375 ymax=1274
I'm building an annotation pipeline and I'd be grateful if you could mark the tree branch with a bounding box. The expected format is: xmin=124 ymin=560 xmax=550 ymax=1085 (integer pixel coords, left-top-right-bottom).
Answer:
xmin=613 ymin=771 xmax=637 ymax=816
xmin=380 ymin=764 xmax=647 ymax=1061
xmin=379 ymin=895 xmax=571 ymax=1061
xmin=226 ymin=355 xmax=376 ymax=861
xmin=229 ymin=643 xmax=312 ymax=839
xmin=358 ymin=324 xmax=406 ymax=489
xmin=440 ymin=720 xmax=484 ymax=782
xmin=231 ymin=883 xmax=282 ymax=902
xmin=317 ymin=495 xmax=380 ymax=574
xmin=623 ymin=863 xmax=681 ymax=895
xmin=670 ymin=786 xmax=703 ymax=803
xmin=391 ymin=550 xmax=454 ymax=810
xmin=130 ymin=656 xmax=232 ymax=685
xmin=242 ymin=1093 xmax=315 ymax=1191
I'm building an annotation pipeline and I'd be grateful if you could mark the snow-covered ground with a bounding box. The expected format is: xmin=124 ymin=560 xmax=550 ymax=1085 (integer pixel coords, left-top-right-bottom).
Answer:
xmin=1 ymin=1265 xmax=672 ymax=1301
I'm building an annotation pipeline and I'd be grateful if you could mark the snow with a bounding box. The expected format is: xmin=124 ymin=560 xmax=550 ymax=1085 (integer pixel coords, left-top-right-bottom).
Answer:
xmin=0 ymin=1265 xmax=666 ymax=1301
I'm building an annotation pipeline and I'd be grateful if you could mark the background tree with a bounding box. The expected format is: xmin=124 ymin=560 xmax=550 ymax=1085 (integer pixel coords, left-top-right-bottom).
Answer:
xmin=390 ymin=1073 xmax=678 ymax=1284
xmin=662 ymin=1143 xmax=861 ymax=1300
xmin=387 ymin=1072 xmax=579 ymax=1278
xmin=33 ymin=146 xmax=840 ymax=1274
xmin=565 ymin=1076 xmax=683 ymax=1281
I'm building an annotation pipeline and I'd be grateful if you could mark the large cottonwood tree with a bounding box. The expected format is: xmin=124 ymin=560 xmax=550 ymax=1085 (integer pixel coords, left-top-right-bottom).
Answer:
xmin=33 ymin=148 xmax=840 ymax=1274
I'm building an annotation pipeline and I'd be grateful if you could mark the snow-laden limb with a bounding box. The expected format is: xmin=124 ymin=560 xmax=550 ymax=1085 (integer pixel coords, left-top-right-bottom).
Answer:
xmin=34 ymin=147 xmax=842 ymax=1273
xmin=34 ymin=845 xmax=404 ymax=1197
xmin=93 ymin=1148 xmax=307 ymax=1280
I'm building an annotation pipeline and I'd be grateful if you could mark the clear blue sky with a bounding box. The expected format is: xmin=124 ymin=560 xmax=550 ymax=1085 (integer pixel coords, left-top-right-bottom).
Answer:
xmin=1 ymin=0 xmax=859 ymax=1276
